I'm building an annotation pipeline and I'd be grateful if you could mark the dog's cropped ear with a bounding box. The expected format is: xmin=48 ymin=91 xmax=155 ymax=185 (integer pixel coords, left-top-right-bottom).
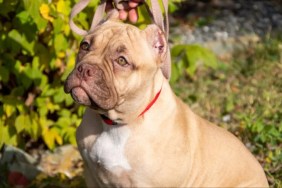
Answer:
xmin=143 ymin=24 xmax=168 ymax=65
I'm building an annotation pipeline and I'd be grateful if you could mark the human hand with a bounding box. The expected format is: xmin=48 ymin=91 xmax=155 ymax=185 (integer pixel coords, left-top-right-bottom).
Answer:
xmin=106 ymin=0 xmax=144 ymax=23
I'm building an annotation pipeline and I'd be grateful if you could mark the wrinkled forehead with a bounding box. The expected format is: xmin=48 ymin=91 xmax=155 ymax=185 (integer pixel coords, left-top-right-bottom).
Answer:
xmin=84 ymin=21 xmax=144 ymax=49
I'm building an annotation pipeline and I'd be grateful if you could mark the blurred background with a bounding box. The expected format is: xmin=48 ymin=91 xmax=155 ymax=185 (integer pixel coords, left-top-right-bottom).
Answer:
xmin=0 ymin=0 xmax=281 ymax=187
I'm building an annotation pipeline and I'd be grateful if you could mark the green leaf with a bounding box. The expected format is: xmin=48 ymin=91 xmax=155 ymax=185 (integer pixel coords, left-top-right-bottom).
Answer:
xmin=15 ymin=114 xmax=30 ymax=133
xmin=65 ymin=94 xmax=75 ymax=106
xmin=23 ymin=0 xmax=47 ymax=30
xmin=3 ymin=104 xmax=16 ymax=117
xmin=184 ymin=44 xmax=218 ymax=76
xmin=59 ymin=109 xmax=71 ymax=117
xmin=53 ymin=18 xmax=64 ymax=34
xmin=0 ymin=123 xmax=18 ymax=147
xmin=170 ymin=63 xmax=180 ymax=83
xmin=0 ymin=66 xmax=9 ymax=82
xmin=39 ymin=75 xmax=48 ymax=90
xmin=185 ymin=49 xmax=198 ymax=76
xmin=43 ymin=127 xmax=63 ymax=149
xmin=34 ymin=43 xmax=51 ymax=67
xmin=171 ymin=45 xmax=187 ymax=57
xmin=53 ymin=87 xmax=66 ymax=103
xmin=54 ymin=33 xmax=68 ymax=54
xmin=199 ymin=47 xmax=218 ymax=69
xmin=30 ymin=121 xmax=41 ymax=139
xmin=36 ymin=97 xmax=49 ymax=116
xmin=8 ymin=29 xmax=35 ymax=55
xmin=22 ymin=113 xmax=41 ymax=140
xmin=62 ymin=127 xmax=76 ymax=146
xmin=24 ymin=57 xmax=43 ymax=84
xmin=15 ymin=10 xmax=30 ymax=24
xmin=56 ymin=0 xmax=71 ymax=16
xmin=41 ymin=87 xmax=56 ymax=97
xmin=77 ymin=106 xmax=86 ymax=117
xmin=168 ymin=1 xmax=178 ymax=13
xmin=55 ymin=117 xmax=71 ymax=128
xmin=78 ymin=12 xmax=91 ymax=30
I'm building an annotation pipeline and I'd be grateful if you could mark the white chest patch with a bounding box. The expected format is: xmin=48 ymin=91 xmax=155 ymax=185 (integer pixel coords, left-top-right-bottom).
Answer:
xmin=89 ymin=125 xmax=131 ymax=171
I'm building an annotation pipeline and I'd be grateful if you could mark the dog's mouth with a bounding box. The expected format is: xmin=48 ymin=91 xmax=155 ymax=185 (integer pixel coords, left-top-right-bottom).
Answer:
xmin=67 ymin=84 xmax=117 ymax=111
xmin=70 ymin=87 xmax=99 ymax=108
xmin=65 ymin=80 xmax=118 ymax=111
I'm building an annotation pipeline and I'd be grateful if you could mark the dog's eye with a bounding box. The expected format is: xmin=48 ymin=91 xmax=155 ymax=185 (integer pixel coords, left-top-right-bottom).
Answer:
xmin=117 ymin=57 xmax=128 ymax=66
xmin=80 ymin=41 xmax=90 ymax=51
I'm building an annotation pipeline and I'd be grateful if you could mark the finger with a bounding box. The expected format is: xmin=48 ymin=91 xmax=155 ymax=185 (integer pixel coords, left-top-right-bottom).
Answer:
xmin=129 ymin=0 xmax=144 ymax=8
xmin=128 ymin=8 xmax=138 ymax=23
xmin=129 ymin=1 xmax=139 ymax=8
xmin=119 ymin=9 xmax=128 ymax=20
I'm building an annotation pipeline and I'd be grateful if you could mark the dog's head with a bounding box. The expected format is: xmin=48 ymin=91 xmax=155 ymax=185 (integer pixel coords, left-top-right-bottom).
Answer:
xmin=64 ymin=13 xmax=168 ymax=114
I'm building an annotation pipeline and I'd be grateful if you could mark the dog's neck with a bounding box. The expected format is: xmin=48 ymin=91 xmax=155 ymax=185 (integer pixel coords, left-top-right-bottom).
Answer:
xmin=102 ymin=70 xmax=169 ymax=126
xmin=101 ymin=86 xmax=163 ymax=126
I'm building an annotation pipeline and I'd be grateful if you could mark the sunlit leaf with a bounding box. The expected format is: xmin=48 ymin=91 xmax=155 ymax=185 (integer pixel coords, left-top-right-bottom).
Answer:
xmin=3 ymin=104 xmax=15 ymax=118
xmin=0 ymin=123 xmax=18 ymax=147
xmin=23 ymin=0 xmax=48 ymax=30
xmin=15 ymin=114 xmax=29 ymax=133
xmin=54 ymin=34 xmax=68 ymax=54
xmin=8 ymin=29 xmax=35 ymax=55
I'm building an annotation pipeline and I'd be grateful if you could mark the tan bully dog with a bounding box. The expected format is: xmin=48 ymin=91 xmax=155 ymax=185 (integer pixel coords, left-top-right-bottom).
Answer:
xmin=64 ymin=13 xmax=269 ymax=187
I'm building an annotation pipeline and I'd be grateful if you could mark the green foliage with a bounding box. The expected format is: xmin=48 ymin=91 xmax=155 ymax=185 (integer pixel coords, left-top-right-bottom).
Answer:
xmin=170 ymin=44 xmax=218 ymax=83
xmin=0 ymin=0 xmax=90 ymax=150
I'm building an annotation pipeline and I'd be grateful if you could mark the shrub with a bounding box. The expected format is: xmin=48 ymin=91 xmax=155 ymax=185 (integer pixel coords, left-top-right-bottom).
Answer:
xmin=0 ymin=0 xmax=89 ymax=150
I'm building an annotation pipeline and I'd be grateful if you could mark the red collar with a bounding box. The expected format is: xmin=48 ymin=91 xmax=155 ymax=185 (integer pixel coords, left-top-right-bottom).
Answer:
xmin=100 ymin=114 xmax=118 ymax=125
xmin=138 ymin=88 xmax=162 ymax=117
xmin=101 ymin=88 xmax=162 ymax=125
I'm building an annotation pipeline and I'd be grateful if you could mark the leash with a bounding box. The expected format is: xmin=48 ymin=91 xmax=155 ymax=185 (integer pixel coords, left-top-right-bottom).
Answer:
xmin=69 ymin=0 xmax=171 ymax=79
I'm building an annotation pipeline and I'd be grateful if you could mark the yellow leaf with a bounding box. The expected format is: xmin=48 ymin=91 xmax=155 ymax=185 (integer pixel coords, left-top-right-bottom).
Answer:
xmin=43 ymin=128 xmax=55 ymax=149
xmin=64 ymin=24 xmax=70 ymax=36
xmin=3 ymin=104 xmax=15 ymax=117
xmin=39 ymin=3 xmax=54 ymax=22
xmin=54 ymin=130 xmax=63 ymax=145
xmin=15 ymin=114 xmax=31 ymax=133
xmin=58 ymin=51 xmax=65 ymax=58
xmin=56 ymin=0 xmax=65 ymax=14
xmin=46 ymin=101 xmax=60 ymax=113
xmin=67 ymin=53 xmax=76 ymax=68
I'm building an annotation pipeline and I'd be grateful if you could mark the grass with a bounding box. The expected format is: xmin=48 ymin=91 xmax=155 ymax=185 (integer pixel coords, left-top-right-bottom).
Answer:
xmin=172 ymin=37 xmax=282 ymax=187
